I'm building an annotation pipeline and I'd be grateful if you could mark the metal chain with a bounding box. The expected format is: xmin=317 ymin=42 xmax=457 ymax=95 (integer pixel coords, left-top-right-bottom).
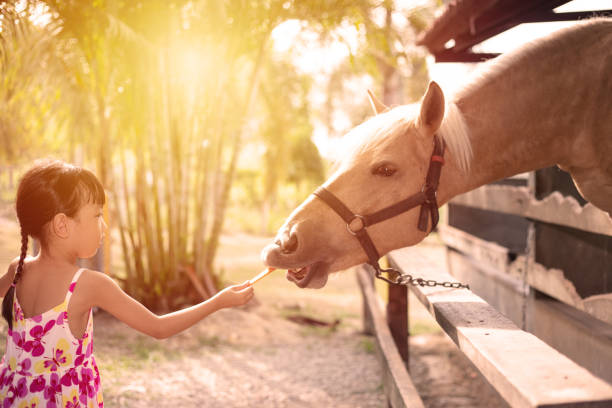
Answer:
xmin=372 ymin=265 xmax=470 ymax=290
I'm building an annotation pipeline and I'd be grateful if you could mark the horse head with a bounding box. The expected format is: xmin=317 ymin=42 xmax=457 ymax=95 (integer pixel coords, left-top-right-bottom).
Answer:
xmin=261 ymin=81 xmax=471 ymax=288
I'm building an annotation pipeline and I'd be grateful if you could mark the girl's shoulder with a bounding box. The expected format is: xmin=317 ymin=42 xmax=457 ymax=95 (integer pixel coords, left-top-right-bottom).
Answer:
xmin=71 ymin=268 xmax=122 ymax=309
xmin=73 ymin=268 xmax=118 ymax=294
xmin=75 ymin=268 xmax=109 ymax=286
xmin=1 ymin=256 xmax=35 ymax=296
xmin=5 ymin=255 xmax=36 ymax=276
xmin=6 ymin=256 xmax=19 ymax=274
xmin=1 ymin=257 xmax=19 ymax=285
xmin=67 ymin=268 xmax=111 ymax=307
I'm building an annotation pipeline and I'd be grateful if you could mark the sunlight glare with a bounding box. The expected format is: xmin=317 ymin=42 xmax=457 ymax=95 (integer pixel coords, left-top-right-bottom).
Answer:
xmin=271 ymin=19 xmax=302 ymax=53
xmin=174 ymin=47 xmax=206 ymax=85
xmin=15 ymin=0 xmax=52 ymax=27
xmin=271 ymin=19 xmax=360 ymax=75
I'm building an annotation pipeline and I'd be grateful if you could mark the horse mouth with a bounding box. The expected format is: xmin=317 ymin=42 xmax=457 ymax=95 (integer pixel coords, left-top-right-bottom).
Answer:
xmin=286 ymin=262 xmax=329 ymax=288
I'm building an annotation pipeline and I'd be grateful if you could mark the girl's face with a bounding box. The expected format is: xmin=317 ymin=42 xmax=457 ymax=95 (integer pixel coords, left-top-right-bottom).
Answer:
xmin=72 ymin=202 xmax=107 ymax=259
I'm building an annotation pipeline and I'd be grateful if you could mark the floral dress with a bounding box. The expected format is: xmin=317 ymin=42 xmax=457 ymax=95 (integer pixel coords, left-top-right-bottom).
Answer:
xmin=0 ymin=269 xmax=103 ymax=407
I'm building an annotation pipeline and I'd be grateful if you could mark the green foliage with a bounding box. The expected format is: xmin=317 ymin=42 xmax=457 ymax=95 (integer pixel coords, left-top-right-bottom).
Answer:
xmin=0 ymin=5 xmax=82 ymax=163
xmin=231 ymin=57 xmax=325 ymax=234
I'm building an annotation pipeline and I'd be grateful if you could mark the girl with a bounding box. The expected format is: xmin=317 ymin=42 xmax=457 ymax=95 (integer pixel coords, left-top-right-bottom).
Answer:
xmin=0 ymin=159 xmax=254 ymax=407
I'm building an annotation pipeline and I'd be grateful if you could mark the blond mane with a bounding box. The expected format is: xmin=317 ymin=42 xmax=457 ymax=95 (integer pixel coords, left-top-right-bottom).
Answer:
xmin=335 ymin=101 xmax=472 ymax=173
xmin=438 ymin=101 xmax=472 ymax=173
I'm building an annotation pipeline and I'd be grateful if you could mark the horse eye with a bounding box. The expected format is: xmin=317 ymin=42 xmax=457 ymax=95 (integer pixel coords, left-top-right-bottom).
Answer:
xmin=372 ymin=164 xmax=397 ymax=177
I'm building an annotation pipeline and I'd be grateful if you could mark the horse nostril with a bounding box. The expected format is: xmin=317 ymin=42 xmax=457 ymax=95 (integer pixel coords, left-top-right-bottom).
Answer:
xmin=282 ymin=233 xmax=298 ymax=254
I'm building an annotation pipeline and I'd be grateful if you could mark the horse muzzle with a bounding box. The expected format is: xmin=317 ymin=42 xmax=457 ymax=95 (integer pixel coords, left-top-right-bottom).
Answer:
xmin=260 ymin=223 xmax=331 ymax=288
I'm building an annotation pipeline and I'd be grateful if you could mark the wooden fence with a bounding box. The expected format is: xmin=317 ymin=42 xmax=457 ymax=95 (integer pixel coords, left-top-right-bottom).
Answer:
xmin=358 ymin=166 xmax=612 ymax=407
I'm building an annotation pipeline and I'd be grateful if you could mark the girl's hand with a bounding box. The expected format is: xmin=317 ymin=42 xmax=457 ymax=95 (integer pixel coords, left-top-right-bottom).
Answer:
xmin=215 ymin=281 xmax=254 ymax=309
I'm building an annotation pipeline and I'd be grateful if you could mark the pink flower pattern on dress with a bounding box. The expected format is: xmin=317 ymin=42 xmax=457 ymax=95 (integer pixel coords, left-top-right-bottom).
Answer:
xmin=10 ymin=331 xmax=29 ymax=354
xmin=25 ymin=320 xmax=55 ymax=357
xmin=43 ymin=347 xmax=69 ymax=372
xmin=0 ymin=269 xmax=103 ymax=407
xmin=16 ymin=359 xmax=31 ymax=377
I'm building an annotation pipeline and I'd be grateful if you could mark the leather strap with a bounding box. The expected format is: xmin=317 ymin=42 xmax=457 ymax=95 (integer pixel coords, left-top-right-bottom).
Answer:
xmin=364 ymin=192 xmax=427 ymax=227
xmin=313 ymin=137 xmax=445 ymax=267
xmin=418 ymin=137 xmax=445 ymax=231
xmin=313 ymin=187 xmax=381 ymax=262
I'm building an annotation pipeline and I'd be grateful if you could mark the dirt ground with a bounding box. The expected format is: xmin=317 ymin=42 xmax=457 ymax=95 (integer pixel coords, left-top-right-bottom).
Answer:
xmin=0 ymin=214 xmax=507 ymax=407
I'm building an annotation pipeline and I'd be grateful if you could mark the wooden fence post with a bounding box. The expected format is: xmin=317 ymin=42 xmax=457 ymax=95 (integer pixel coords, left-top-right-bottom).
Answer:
xmin=362 ymin=269 xmax=375 ymax=335
xmin=387 ymin=280 xmax=408 ymax=365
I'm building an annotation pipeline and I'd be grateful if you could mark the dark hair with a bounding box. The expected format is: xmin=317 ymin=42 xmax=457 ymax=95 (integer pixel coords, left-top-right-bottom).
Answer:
xmin=2 ymin=160 xmax=105 ymax=329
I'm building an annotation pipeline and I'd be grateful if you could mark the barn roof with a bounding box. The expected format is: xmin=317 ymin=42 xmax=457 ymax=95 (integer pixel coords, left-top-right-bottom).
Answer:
xmin=417 ymin=0 xmax=611 ymax=62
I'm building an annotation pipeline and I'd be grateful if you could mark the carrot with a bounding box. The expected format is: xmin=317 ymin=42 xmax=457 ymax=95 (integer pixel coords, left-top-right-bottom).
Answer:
xmin=248 ymin=267 xmax=276 ymax=285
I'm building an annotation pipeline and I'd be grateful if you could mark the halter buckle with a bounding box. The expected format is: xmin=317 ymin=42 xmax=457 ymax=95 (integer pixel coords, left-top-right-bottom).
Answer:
xmin=421 ymin=184 xmax=437 ymax=204
xmin=347 ymin=214 xmax=366 ymax=236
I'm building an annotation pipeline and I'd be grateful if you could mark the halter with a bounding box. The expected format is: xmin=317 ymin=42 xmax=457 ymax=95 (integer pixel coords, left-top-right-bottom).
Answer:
xmin=313 ymin=137 xmax=469 ymax=289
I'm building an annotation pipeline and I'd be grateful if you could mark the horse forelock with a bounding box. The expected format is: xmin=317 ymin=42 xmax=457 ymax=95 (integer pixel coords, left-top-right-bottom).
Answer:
xmin=333 ymin=102 xmax=472 ymax=174
xmin=332 ymin=104 xmax=418 ymax=168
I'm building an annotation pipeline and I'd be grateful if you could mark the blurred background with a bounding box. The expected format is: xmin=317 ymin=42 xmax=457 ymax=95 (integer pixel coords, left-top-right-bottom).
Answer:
xmin=0 ymin=0 xmax=441 ymax=311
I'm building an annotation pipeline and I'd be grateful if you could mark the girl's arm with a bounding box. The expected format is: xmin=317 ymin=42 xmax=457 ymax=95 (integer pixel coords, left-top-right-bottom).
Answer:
xmin=85 ymin=270 xmax=253 ymax=339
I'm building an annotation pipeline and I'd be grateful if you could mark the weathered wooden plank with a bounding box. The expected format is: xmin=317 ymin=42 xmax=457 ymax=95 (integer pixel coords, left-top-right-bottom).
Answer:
xmin=450 ymin=185 xmax=612 ymax=236
xmin=439 ymin=224 xmax=510 ymax=274
xmin=528 ymin=297 xmax=612 ymax=385
xmin=584 ymin=294 xmax=612 ymax=326
xmin=447 ymin=248 xmax=612 ymax=375
xmin=356 ymin=267 xmax=424 ymax=408
xmin=535 ymin=222 xmax=612 ymax=299
xmin=520 ymin=255 xmax=585 ymax=308
xmin=449 ymin=203 xmax=528 ymax=254
xmin=441 ymin=224 xmax=587 ymax=311
xmin=446 ymin=249 xmax=527 ymax=329
xmin=388 ymin=247 xmax=612 ymax=408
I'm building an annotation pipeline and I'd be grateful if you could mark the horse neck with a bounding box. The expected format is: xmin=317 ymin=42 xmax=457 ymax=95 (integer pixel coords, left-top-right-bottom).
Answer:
xmin=437 ymin=23 xmax=603 ymax=205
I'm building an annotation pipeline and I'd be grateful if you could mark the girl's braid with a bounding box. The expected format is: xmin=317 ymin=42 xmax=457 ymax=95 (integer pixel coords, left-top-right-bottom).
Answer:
xmin=2 ymin=229 xmax=28 ymax=330
xmin=13 ymin=230 xmax=28 ymax=286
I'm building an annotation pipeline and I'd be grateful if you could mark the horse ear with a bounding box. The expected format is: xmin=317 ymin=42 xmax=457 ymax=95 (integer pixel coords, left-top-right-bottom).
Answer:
xmin=417 ymin=81 xmax=445 ymax=135
xmin=367 ymin=89 xmax=388 ymax=115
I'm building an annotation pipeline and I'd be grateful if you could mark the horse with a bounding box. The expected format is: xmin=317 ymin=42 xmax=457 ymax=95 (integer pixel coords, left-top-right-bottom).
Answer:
xmin=261 ymin=18 xmax=612 ymax=289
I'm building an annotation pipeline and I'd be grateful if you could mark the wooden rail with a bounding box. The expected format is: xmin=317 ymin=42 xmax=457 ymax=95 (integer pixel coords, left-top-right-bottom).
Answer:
xmin=439 ymin=224 xmax=586 ymax=307
xmin=359 ymin=247 xmax=612 ymax=408
xmin=356 ymin=267 xmax=424 ymax=408
xmin=450 ymin=185 xmax=612 ymax=236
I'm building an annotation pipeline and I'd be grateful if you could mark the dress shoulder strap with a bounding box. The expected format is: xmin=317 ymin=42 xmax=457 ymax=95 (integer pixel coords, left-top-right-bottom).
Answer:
xmin=64 ymin=268 xmax=85 ymax=303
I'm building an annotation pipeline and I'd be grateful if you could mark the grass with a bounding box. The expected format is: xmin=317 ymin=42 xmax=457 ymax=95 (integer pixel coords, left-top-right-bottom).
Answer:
xmin=98 ymin=354 xmax=144 ymax=374
xmin=129 ymin=337 xmax=177 ymax=362
xmin=299 ymin=325 xmax=337 ymax=338
xmin=360 ymin=338 xmax=376 ymax=354
xmin=410 ymin=320 xmax=442 ymax=335
xmin=197 ymin=334 xmax=222 ymax=348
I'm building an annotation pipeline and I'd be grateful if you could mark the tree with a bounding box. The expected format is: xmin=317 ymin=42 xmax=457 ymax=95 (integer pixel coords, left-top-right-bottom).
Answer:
xmin=0 ymin=4 xmax=83 ymax=164
xmin=255 ymin=57 xmax=323 ymax=232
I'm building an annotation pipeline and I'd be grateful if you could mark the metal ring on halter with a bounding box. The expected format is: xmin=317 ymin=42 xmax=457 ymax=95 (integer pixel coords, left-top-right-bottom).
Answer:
xmin=421 ymin=183 xmax=437 ymax=204
xmin=346 ymin=214 xmax=366 ymax=236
